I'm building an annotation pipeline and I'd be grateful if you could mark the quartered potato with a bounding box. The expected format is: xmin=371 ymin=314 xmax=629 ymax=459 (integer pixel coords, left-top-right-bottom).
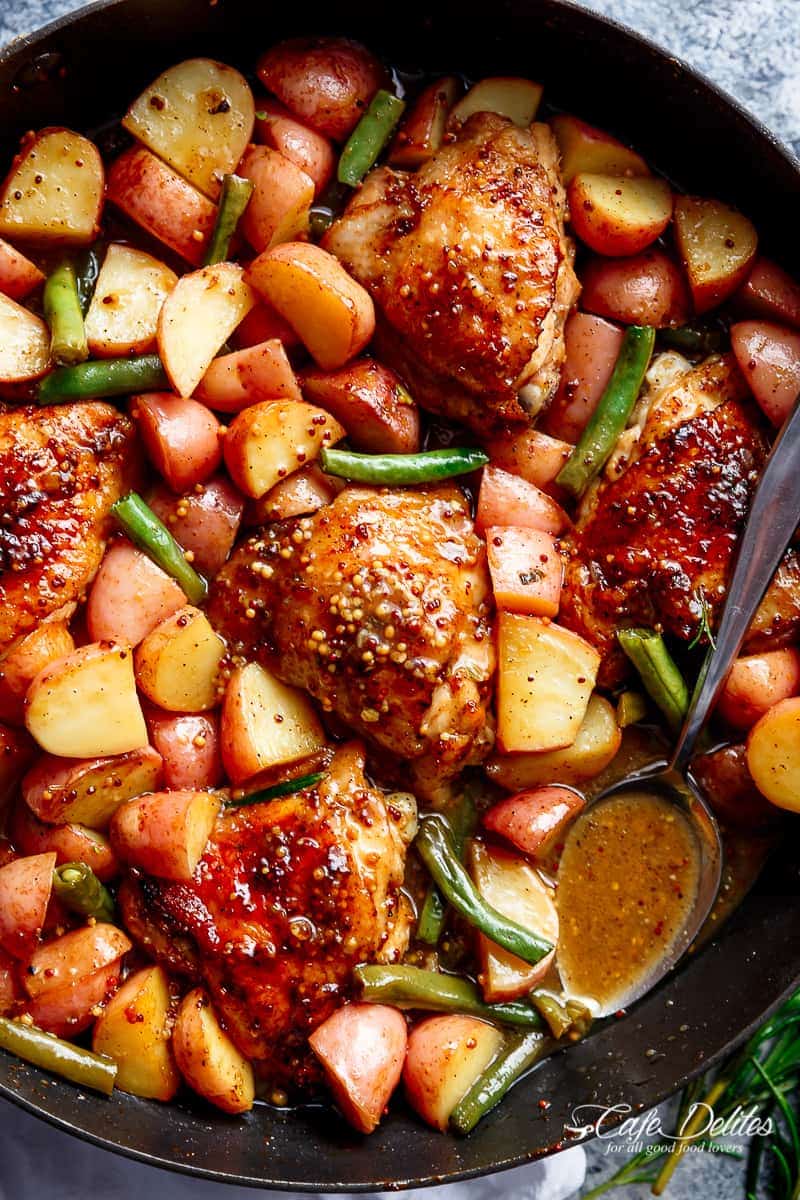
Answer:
xmin=172 ymin=987 xmax=255 ymax=1113
xmin=85 ymin=244 xmax=178 ymax=358
xmin=449 ymin=77 xmax=543 ymax=127
xmin=221 ymin=661 xmax=325 ymax=783
xmin=22 ymin=744 xmax=165 ymax=828
xmin=111 ymin=789 xmax=221 ymax=880
xmin=674 ymin=195 xmax=758 ymax=313
xmin=93 ymin=966 xmax=180 ymax=1101
xmin=403 ymin=1015 xmax=502 ymax=1132
xmin=390 ymin=77 xmax=461 ymax=168
xmin=487 ymin=694 xmax=621 ymax=790
xmin=135 ymin=606 xmax=226 ymax=713
xmin=0 ymin=294 xmax=50 ymax=383
xmin=223 ymin=398 xmax=345 ymax=498
xmin=0 ymin=128 xmax=104 ymax=245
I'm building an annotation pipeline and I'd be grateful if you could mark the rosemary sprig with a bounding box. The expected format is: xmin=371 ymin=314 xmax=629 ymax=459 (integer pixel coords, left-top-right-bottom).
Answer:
xmin=688 ymin=585 xmax=717 ymax=651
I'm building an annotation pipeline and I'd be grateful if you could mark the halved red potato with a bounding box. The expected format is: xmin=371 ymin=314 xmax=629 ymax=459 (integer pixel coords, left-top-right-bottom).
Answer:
xmin=731 ymin=320 xmax=800 ymax=425
xmin=0 ymin=293 xmax=50 ymax=383
xmin=302 ymin=359 xmax=420 ymax=454
xmin=173 ymin=987 xmax=255 ymax=1113
xmin=231 ymin=300 xmax=301 ymax=351
xmin=309 ymin=1003 xmax=407 ymax=1134
xmin=223 ymin=398 xmax=345 ymax=498
xmin=157 ymin=261 xmax=256 ymax=398
xmin=254 ymin=99 xmax=335 ymax=196
xmin=550 ymin=114 xmax=649 ymax=185
xmin=256 ymin=37 xmax=384 ymax=141
xmin=93 ymin=965 xmax=180 ymax=1101
xmin=248 ymin=242 xmax=375 ymax=370
xmin=84 ymin=244 xmax=177 ymax=358
xmin=483 ymin=785 xmax=585 ymax=858
xmin=247 ymin=463 xmax=339 ymax=524
xmin=22 ymin=744 xmax=164 ymax=828
xmin=486 ymin=527 xmax=563 ymax=617
xmin=693 ymin=742 xmax=778 ymax=830
xmin=476 ymin=466 xmax=567 ymax=536
xmin=542 ymin=312 xmax=624 ymax=443
xmin=0 ymin=949 xmax=20 ymax=1014
xmin=86 ymin=541 xmax=186 ymax=647
xmin=487 ymin=694 xmax=621 ymax=790
xmin=195 ymin=339 xmax=303 ymax=413
xmin=135 ymin=606 xmax=226 ymax=713
xmin=568 ymin=173 xmax=672 ymax=257
xmin=736 ymin=257 xmax=800 ymax=329
xmin=674 ymin=195 xmax=758 ymax=313
xmin=132 ymin=392 xmax=222 ymax=491
xmin=389 ymin=77 xmax=461 ymax=168
xmin=0 ymin=852 xmax=55 ymax=958
xmin=24 ymin=923 xmax=130 ymax=1000
xmin=147 ymin=477 xmax=244 ymax=578
xmin=403 ymin=1015 xmax=502 ymax=1132
xmin=239 ymin=144 xmax=314 ymax=253
xmin=0 ymin=238 xmax=44 ymax=299
xmin=111 ymin=789 xmax=220 ymax=881
xmin=25 ymin=642 xmax=148 ymax=759
xmin=24 ymin=959 xmax=123 ymax=1037
xmin=9 ymin=801 xmax=119 ymax=881
xmin=0 ymin=128 xmax=104 ymax=245
xmin=746 ymin=696 xmax=800 ymax=812
xmin=580 ymin=249 xmax=691 ymax=328
xmin=470 ymin=841 xmax=558 ymax=1001
xmin=483 ymin=428 xmax=573 ymax=493
xmin=221 ymin=661 xmax=325 ymax=784
xmin=146 ymin=709 xmax=223 ymax=791
xmin=107 ymin=146 xmax=217 ymax=266
xmin=718 ymin=648 xmax=800 ymax=729
xmin=123 ymin=58 xmax=255 ymax=200
xmin=0 ymin=724 xmax=35 ymax=806
xmin=450 ymin=77 xmax=542 ymax=126
xmin=0 ymin=618 xmax=75 ymax=725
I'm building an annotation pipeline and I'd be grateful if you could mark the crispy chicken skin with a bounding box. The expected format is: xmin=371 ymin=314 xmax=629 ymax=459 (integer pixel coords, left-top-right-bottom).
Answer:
xmin=0 ymin=402 xmax=138 ymax=650
xmin=209 ymin=485 xmax=495 ymax=802
xmin=323 ymin=113 xmax=579 ymax=435
xmin=119 ymin=744 xmax=411 ymax=1091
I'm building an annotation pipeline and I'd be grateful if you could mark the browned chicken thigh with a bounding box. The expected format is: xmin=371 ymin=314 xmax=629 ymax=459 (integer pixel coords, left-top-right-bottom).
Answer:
xmin=120 ymin=744 xmax=411 ymax=1091
xmin=324 ymin=112 xmax=579 ymax=435
xmin=0 ymin=402 xmax=138 ymax=650
xmin=209 ymin=485 xmax=495 ymax=801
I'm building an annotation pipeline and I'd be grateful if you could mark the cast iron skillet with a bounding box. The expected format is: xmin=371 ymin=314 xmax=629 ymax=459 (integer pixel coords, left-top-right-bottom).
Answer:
xmin=0 ymin=0 xmax=799 ymax=1189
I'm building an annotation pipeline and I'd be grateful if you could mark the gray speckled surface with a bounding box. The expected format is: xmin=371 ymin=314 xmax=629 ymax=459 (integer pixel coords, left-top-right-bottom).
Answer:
xmin=0 ymin=0 xmax=797 ymax=1196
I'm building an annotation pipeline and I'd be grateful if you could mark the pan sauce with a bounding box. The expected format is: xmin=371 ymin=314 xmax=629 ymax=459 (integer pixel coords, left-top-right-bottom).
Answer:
xmin=555 ymin=791 xmax=702 ymax=1011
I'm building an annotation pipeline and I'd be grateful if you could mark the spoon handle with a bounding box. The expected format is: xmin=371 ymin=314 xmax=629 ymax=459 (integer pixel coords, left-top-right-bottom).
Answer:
xmin=672 ymin=395 xmax=800 ymax=775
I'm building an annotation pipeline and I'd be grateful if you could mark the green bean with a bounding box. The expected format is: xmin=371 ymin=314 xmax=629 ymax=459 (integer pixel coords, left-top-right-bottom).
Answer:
xmin=0 ymin=1017 xmax=116 ymax=1095
xmin=75 ymin=246 xmax=101 ymax=316
xmin=227 ymin=771 xmax=326 ymax=808
xmin=309 ymin=204 xmax=335 ymax=239
xmin=320 ymin=446 xmax=488 ymax=485
xmin=530 ymin=991 xmax=593 ymax=1040
xmin=660 ymin=325 xmax=725 ymax=356
xmin=450 ymin=1030 xmax=547 ymax=1134
xmin=37 ymin=354 xmax=168 ymax=405
xmin=417 ymin=789 xmax=478 ymax=945
xmin=617 ymin=627 xmax=689 ymax=731
xmin=355 ymin=965 xmax=543 ymax=1029
xmin=556 ymin=325 xmax=656 ymax=498
xmin=338 ymin=89 xmax=406 ymax=186
xmin=112 ymin=491 xmax=207 ymax=605
xmin=415 ymin=816 xmax=554 ymax=965
xmin=616 ymin=689 xmax=648 ymax=728
xmin=43 ymin=261 xmax=89 ymax=366
xmin=53 ymin=862 xmax=115 ymax=923
xmin=203 ymin=173 xmax=254 ymax=266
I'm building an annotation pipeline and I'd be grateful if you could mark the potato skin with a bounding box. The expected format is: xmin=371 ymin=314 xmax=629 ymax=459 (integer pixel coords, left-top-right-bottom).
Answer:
xmin=257 ymin=38 xmax=384 ymax=141
xmin=172 ymin=987 xmax=255 ymax=1113
xmin=107 ymin=146 xmax=216 ymax=266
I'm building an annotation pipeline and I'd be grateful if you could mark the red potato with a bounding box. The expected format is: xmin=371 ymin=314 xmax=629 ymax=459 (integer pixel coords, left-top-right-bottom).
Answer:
xmin=131 ymin=392 xmax=222 ymax=491
xmin=9 ymin=801 xmax=119 ymax=881
xmin=107 ymin=146 xmax=216 ymax=266
xmin=0 ymin=128 xmax=104 ymax=246
xmin=389 ymin=77 xmax=461 ymax=168
xmin=147 ymin=477 xmax=244 ymax=578
xmin=110 ymin=789 xmax=220 ymax=881
xmin=550 ymin=114 xmax=650 ymax=185
xmin=23 ymin=745 xmax=164 ymax=828
xmin=731 ymin=320 xmax=800 ymax=426
xmin=486 ymin=527 xmax=563 ymax=617
xmin=84 ymin=243 xmax=178 ymax=359
xmin=135 ymin=606 xmax=226 ymax=713
xmin=239 ymin=144 xmax=314 ymax=253
xmin=254 ymin=98 xmax=335 ymax=196
xmin=0 ymin=618 xmax=75 ymax=725
xmin=230 ymin=301 xmax=301 ymax=351
xmin=568 ymin=173 xmax=672 ymax=256
xmin=483 ymin=785 xmax=585 ymax=858
xmin=309 ymin=1004 xmax=407 ymax=1134
xmin=476 ymin=466 xmax=567 ymax=535
xmin=403 ymin=1015 xmax=503 ymax=1132
xmin=0 ymin=293 xmax=51 ymax=383
xmin=301 ymin=359 xmax=420 ymax=454
xmin=24 ymin=959 xmax=122 ymax=1038
xmin=0 ymin=852 xmax=55 ymax=958
xmin=247 ymin=463 xmax=339 ymax=524
xmin=449 ymin=77 xmax=542 ymax=128
xmin=542 ymin=312 xmax=624 ymax=443
xmin=0 ymin=724 xmax=35 ymax=807
xmin=746 ymin=697 xmax=800 ymax=812
xmin=483 ymin=428 xmax=573 ymax=493
xmin=248 ymin=241 xmax=375 ymax=370
xmin=195 ymin=339 xmax=303 ymax=413
xmin=24 ymin=923 xmax=130 ymax=1000
xmin=257 ymin=37 xmax=384 ymax=141
xmin=581 ymin=249 xmax=691 ymax=328
xmin=717 ymin=648 xmax=800 ymax=729
xmin=86 ymin=541 xmax=186 ymax=647
xmin=693 ymin=742 xmax=778 ymax=829
xmin=736 ymin=257 xmax=800 ymax=329
xmin=223 ymin=398 xmax=345 ymax=498
xmin=93 ymin=965 xmax=180 ymax=1101
xmin=146 ymin=709 xmax=223 ymax=791
xmin=0 ymin=238 xmax=44 ymax=299
xmin=172 ymin=987 xmax=254 ymax=1113
xmin=674 ymin=195 xmax=758 ymax=313
xmin=221 ymin=661 xmax=325 ymax=783
xmin=0 ymin=949 xmax=20 ymax=1015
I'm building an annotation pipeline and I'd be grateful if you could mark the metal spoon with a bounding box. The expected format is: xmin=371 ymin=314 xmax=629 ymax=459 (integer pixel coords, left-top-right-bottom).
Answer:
xmin=560 ymin=395 xmax=800 ymax=1017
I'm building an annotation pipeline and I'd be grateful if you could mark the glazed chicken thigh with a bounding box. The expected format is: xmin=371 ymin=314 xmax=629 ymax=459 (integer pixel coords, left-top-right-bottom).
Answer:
xmin=209 ymin=485 xmax=495 ymax=801
xmin=324 ymin=112 xmax=579 ymax=435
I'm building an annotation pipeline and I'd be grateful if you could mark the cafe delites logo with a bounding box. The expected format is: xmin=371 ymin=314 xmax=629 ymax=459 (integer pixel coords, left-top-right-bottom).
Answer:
xmin=566 ymin=1102 xmax=774 ymax=1155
